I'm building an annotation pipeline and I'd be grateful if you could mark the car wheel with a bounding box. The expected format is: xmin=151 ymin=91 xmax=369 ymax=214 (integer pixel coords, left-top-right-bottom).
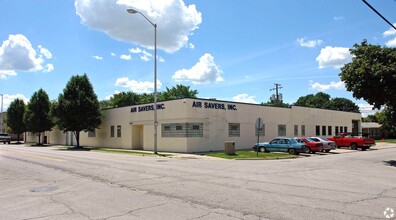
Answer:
xmin=350 ymin=143 xmax=358 ymax=150
xmin=325 ymin=149 xmax=330 ymax=153
xmin=304 ymin=147 xmax=311 ymax=154
xmin=288 ymin=148 xmax=297 ymax=155
xmin=259 ymin=147 xmax=266 ymax=152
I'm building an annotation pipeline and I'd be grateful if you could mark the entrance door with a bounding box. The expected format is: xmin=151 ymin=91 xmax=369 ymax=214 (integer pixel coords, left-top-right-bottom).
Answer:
xmin=132 ymin=125 xmax=143 ymax=150
xmin=352 ymin=120 xmax=359 ymax=136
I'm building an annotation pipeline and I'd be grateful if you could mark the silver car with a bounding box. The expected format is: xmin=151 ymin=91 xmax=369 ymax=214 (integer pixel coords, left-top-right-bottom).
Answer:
xmin=309 ymin=137 xmax=336 ymax=152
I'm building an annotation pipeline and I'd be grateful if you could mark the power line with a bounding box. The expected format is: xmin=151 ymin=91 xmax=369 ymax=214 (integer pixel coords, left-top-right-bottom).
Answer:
xmin=362 ymin=0 xmax=396 ymax=30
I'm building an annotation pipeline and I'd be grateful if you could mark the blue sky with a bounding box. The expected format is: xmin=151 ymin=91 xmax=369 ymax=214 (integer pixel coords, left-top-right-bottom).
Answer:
xmin=1 ymin=0 xmax=395 ymax=116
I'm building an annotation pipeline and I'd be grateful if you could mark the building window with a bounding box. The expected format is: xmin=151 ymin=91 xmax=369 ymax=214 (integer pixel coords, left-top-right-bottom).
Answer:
xmin=88 ymin=130 xmax=96 ymax=137
xmin=322 ymin=126 xmax=326 ymax=136
xmin=316 ymin=126 xmax=320 ymax=136
xmin=294 ymin=125 xmax=298 ymax=136
xmin=162 ymin=123 xmax=203 ymax=138
xmin=256 ymin=124 xmax=265 ymax=136
xmin=278 ymin=124 xmax=286 ymax=136
xmin=110 ymin=126 xmax=114 ymax=138
xmin=117 ymin=125 xmax=121 ymax=137
xmin=340 ymin=126 xmax=344 ymax=133
xmin=328 ymin=126 xmax=332 ymax=136
xmin=301 ymin=125 xmax=305 ymax=136
xmin=344 ymin=126 xmax=347 ymax=133
xmin=229 ymin=123 xmax=240 ymax=137
xmin=335 ymin=126 xmax=339 ymax=134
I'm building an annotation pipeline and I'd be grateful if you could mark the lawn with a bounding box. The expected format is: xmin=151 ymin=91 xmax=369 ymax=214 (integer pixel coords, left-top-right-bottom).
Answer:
xmin=205 ymin=150 xmax=297 ymax=159
xmin=375 ymin=139 xmax=396 ymax=144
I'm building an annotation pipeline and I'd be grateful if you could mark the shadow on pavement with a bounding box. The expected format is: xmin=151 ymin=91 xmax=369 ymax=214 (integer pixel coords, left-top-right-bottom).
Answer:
xmin=384 ymin=160 xmax=396 ymax=167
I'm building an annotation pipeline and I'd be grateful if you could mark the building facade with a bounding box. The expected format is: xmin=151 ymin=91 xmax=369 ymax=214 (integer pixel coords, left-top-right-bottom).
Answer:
xmin=26 ymin=98 xmax=362 ymax=153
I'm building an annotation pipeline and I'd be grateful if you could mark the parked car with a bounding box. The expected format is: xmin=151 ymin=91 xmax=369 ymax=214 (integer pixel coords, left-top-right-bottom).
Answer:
xmin=328 ymin=132 xmax=375 ymax=151
xmin=295 ymin=138 xmax=323 ymax=153
xmin=253 ymin=137 xmax=307 ymax=155
xmin=309 ymin=137 xmax=336 ymax=152
xmin=0 ymin=133 xmax=11 ymax=144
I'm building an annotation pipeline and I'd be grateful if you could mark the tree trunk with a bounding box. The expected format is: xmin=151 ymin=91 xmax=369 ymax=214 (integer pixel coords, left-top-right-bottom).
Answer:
xmin=75 ymin=131 xmax=81 ymax=148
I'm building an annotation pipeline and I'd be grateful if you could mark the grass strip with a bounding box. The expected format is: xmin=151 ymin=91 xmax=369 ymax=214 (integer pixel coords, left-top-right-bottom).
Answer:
xmin=375 ymin=139 xmax=396 ymax=143
xmin=206 ymin=150 xmax=296 ymax=159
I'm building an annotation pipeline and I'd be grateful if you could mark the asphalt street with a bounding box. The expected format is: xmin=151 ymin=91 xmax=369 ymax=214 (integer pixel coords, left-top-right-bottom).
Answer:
xmin=0 ymin=143 xmax=395 ymax=220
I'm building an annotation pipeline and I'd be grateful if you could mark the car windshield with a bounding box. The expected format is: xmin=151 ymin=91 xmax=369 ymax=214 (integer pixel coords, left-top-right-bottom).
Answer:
xmin=305 ymin=138 xmax=314 ymax=142
xmin=289 ymin=139 xmax=297 ymax=144
xmin=309 ymin=137 xmax=320 ymax=142
xmin=320 ymin=137 xmax=329 ymax=141
xmin=294 ymin=138 xmax=303 ymax=143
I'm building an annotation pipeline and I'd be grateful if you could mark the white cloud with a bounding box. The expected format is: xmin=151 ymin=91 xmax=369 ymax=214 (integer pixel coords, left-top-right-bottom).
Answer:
xmin=115 ymin=77 xmax=162 ymax=93
xmin=129 ymin=47 xmax=152 ymax=61
xmin=1 ymin=94 xmax=29 ymax=110
xmin=110 ymin=52 xmax=116 ymax=56
xmin=92 ymin=55 xmax=103 ymax=60
xmin=172 ymin=53 xmax=223 ymax=84
xmin=358 ymin=103 xmax=381 ymax=117
xmin=0 ymin=34 xmax=54 ymax=74
xmin=232 ymin=93 xmax=258 ymax=104
xmin=316 ymin=46 xmax=352 ymax=69
xmin=75 ymin=0 xmax=202 ymax=53
xmin=0 ymin=70 xmax=17 ymax=79
xmin=385 ymin=37 xmax=396 ymax=47
xmin=120 ymin=54 xmax=132 ymax=60
xmin=38 ymin=45 xmax=52 ymax=59
xmin=44 ymin=64 xmax=54 ymax=72
xmin=310 ymin=80 xmax=345 ymax=91
xmin=296 ymin=38 xmax=323 ymax=48
xmin=383 ymin=24 xmax=396 ymax=37
xmin=158 ymin=56 xmax=165 ymax=63
xmin=333 ymin=16 xmax=345 ymax=21
xmin=104 ymin=90 xmax=122 ymax=100
xmin=189 ymin=43 xmax=195 ymax=49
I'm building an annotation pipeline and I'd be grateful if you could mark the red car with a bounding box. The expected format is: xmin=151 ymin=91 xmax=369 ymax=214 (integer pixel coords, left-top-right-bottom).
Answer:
xmin=295 ymin=138 xmax=323 ymax=153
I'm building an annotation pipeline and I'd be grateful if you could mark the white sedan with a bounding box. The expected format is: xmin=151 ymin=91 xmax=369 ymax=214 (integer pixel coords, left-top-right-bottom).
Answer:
xmin=309 ymin=137 xmax=336 ymax=152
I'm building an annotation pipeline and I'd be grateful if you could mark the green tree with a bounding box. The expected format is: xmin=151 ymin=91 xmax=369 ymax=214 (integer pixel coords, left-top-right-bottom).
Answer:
xmin=328 ymin=98 xmax=360 ymax=113
xmin=138 ymin=93 xmax=154 ymax=104
xmin=160 ymin=84 xmax=198 ymax=101
xmin=262 ymin=99 xmax=290 ymax=108
xmin=54 ymin=74 xmax=101 ymax=148
xmin=109 ymin=91 xmax=139 ymax=107
xmin=6 ymin=98 xmax=26 ymax=143
xmin=362 ymin=114 xmax=378 ymax=123
xmin=375 ymin=107 xmax=396 ymax=137
xmin=294 ymin=92 xmax=330 ymax=109
xmin=340 ymin=40 xmax=396 ymax=122
xmin=24 ymin=89 xmax=53 ymax=145
xmin=99 ymin=100 xmax=111 ymax=109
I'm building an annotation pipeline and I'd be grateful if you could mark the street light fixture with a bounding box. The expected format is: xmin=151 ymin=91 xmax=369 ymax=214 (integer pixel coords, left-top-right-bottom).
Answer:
xmin=127 ymin=8 xmax=158 ymax=154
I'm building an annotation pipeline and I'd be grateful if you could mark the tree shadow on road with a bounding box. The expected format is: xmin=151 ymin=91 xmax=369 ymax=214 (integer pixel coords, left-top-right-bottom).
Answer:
xmin=384 ymin=160 xmax=396 ymax=167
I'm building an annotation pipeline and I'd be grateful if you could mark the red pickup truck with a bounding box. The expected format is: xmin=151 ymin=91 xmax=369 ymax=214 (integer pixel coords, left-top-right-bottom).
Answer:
xmin=328 ymin=133 xmax=375 ymax=151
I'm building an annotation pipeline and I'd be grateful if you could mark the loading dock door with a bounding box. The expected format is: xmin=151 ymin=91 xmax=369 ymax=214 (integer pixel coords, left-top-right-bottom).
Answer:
xmin=132 ymin=125 xmax=143 ymax=150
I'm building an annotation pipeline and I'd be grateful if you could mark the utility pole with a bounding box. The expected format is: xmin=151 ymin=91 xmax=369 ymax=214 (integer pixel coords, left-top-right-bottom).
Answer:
xmin=0 ymin=94 xmax=3 ymax=133
xmin=270 ymin=83 xmax=283 ymax=101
